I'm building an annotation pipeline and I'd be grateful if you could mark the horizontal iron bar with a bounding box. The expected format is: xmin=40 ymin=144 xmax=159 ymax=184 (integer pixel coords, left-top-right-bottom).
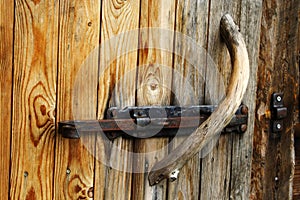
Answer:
xmin=58 ymin=105 xmax=248 ymax=139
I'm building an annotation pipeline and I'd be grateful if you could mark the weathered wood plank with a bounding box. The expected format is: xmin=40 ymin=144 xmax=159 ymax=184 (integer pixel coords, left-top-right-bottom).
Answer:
xmin=10 ymin=0 xmax=59 ymax=199
xmin=0 ymin=0 xmax=14 ymax=199
xmin=54 ymin=0 xmax=101 ymax=199
xmin=198 ymin=1 xmax=262 ymax=199
xmin=230 ymin=0 xmax=262 ymax=199
xmin=294 ymin=7 xmax=300 ymax=199
xmin=94 ymin=0 xmax=140 ymax=199
xmin=200 ymin=2 xmax=241 ymax=199
xmin=293 ymin=138 xmax=300 ymax=199
xmin=251 ymin=0 xmax=299 ymax=199
xmin=132 ymin=0 xmax=175 ymax=199
xmin=168 ymin=0 xmax=208 ymax=199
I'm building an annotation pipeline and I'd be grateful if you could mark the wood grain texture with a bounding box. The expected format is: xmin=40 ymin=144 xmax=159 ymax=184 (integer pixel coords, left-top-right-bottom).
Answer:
xmin=168 ymin=0 xmax=208 ymax=199
xmin=149 ymin=13 xmax=250 ymax=188
xmin=0 ymin=0 xmax=14 ymax=199
xmin=10 ymin=0 xmax=59 ymax=199
xmin=94 ymin=0 xmax=140 ymax=199
xmin=294 ymin=7 xmax=300 ymax=199
xmin=293 ymin=138 xmax=300 ymax=199
xmin=54 ymin=0 xmax=101 ymax=199
xmin=230 ymin=0 xmax=262 ymax=199
xmin=200 ymin=2 xmax=241 ymax=199
xmin=251 ymin=0 xmax=299 ymax=199
xmin=201 ymin=1 xmax=262 ymax=199
xmin=132 ymin=0 xmax=175 ymax=199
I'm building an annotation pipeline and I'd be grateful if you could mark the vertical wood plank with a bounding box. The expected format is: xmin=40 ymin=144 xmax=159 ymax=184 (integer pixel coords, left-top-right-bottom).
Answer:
xmin=201 ymin=0 xmax=262 ymax=199
xmin=54 ymin=0 xmax=101 ymax=199
xmin=231 ymin=0 xmax=262 ymax=199
xmin=200 ymin=2 xmax=241 ymax=199
xmin=168 ymin=0 xmax=208 ymax=199
xmin=94 ymin=0 xmax=140 ymax=199
xmin=0 ymin=0 xmax=14 ymax=199
xmin=293 ymin=138 xmax=300 ymax=199
xmin=132 ymin=0 xmax=176 ymax=199
xmin=251 ymin=0 xmax=299 ymax=199
xmin=10 ymin=0 xmax=59 ymax=199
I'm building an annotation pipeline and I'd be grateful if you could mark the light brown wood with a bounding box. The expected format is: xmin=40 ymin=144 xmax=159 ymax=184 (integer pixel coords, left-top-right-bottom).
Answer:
xmin=251 ymin=0 xmax=299 ymax=199
xmin=132 ymin=0 xmax=176 ymax=199
xmin=0 ymin=0 xmax=14 ymax=199
xmin=10 ymin=0 xmax=59 ymax=199
xmin=4 ymin=0 xmax=298 ymax=199
xmin=53 ymin=0 xmax=101 ymax=199
xmin=148 ymin=14 xmax=250 ymax=186
xmin=167 ymin=0 xmax=208 ymax=199
xmin=94 ymin=0 xmax=140 ymax=199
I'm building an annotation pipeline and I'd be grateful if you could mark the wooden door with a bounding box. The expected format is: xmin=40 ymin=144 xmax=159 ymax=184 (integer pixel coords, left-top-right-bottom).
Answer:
xmin=1 ymin=0 xmax=299 ymax=199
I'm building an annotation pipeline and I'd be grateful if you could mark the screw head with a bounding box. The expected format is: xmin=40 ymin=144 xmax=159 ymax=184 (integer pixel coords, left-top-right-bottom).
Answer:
xmin=276 ymin=95 xmax=282 ymax=102
xmin=272 ymin=121 xmax=283 ymax=133
xmin=276 ymin=123 xmax=282 ymax=130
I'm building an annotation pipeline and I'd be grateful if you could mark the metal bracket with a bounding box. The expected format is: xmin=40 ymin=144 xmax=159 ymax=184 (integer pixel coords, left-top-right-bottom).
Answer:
xmin=271 ymin=93 xmax=287 ymax=133
xmin=58 ymin=104 xmax=248 ymax=140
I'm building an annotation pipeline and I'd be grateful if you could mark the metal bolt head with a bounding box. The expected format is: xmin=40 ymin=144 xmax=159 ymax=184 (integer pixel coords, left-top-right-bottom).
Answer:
xmin=276 ymin=123 xmax=282 ymax=130
xmin=272 ymin=93 xmax=284 ymax=108
xmin=272 ymin=121 xmax=283 ymax=133
xmin=276 ymin=96 xmax=282 ymax=102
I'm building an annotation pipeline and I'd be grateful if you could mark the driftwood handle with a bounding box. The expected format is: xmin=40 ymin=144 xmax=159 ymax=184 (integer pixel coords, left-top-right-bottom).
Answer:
xmin=148 ymin=14 xmax=250 ymax=186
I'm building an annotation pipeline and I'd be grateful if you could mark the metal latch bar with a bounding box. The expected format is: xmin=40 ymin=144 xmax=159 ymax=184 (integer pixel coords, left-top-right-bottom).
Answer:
xmin=58 ymin=105 xmax=248 ymax=139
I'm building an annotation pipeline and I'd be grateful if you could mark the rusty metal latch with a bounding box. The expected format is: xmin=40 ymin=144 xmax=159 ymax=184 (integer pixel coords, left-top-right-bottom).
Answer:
xmin=58 ymin=104 xmax=248 ymax=139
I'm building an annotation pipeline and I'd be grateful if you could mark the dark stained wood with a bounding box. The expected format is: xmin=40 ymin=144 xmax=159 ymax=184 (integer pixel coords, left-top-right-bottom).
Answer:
xmin=94 ymin=0 xmax=140 ymax=199
xmin=53 ymin=0 xmax=101 ymax=199
xmin=10 ymin=0 xmax=59 ymax=199
xmin=252 ymin=0 xmax=299 ymax=199
xmin=295 ymin=6 xmax=300 ymax=199
xmin=294 ymin=139 xmax=300 ymax=199
xmin=0 ymin=0 xmax=14 ymax=199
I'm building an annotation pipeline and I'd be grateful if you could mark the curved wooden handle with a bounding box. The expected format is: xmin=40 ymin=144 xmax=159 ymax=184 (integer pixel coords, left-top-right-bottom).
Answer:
xmin=148 ymin=14 xmax=250 ymax=186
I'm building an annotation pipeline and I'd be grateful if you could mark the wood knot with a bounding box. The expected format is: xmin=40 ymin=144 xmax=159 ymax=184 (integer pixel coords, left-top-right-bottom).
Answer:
xmin=40 ymin=105 xmax=47 ymax=115
xmin=150 ymin=83 xmax=158 ymax=90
